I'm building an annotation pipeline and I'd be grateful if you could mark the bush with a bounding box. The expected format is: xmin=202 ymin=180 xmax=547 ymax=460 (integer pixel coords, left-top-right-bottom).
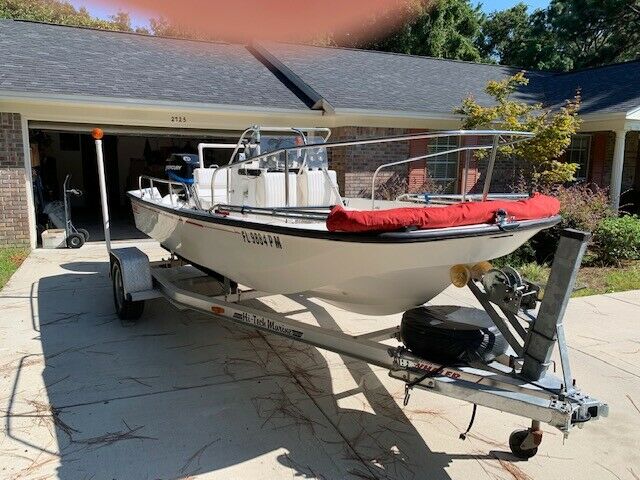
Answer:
xmin=532 ymin=183 xmax=614 ymax=262
xmin=492 ymin=241 xmax=537 ymax=268
xmin=592 ymin=215 xmax=640 ymax=266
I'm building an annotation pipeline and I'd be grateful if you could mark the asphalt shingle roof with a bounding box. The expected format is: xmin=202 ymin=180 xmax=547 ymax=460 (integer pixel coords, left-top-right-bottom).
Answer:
xmin=0 ymin=20 xmax=309 ymax=110
xmin=1 ymin=20 xmax=639 ymax=117
xmin=539 ymin=61 xmax=640 ymax=115
xmin=261 ymin=42 xmax=549 ymax=114
xmin=262 ymin=42 xmax=640 ymax=116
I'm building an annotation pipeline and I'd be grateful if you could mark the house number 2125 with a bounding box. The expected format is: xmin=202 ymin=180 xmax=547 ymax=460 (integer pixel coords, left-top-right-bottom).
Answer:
xmin=171 ymin=115 xmax=187 ymax=123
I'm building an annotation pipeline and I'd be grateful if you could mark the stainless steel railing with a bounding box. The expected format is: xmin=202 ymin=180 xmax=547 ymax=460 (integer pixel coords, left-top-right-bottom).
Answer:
xmin=138 ymin=175 xmax=196 ymax=208
xmin=208 ymin=126 xmax=332 ymax=206
xmin=370 ymin=131 xmax=532 ymax=208
xmin=207 ymin=129 xmax=533 ymax=209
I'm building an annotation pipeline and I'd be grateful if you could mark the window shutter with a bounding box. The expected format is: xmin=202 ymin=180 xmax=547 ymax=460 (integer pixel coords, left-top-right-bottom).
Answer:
xmin=459 ymin=135 xmax=479 ymax=194
xmin=408 ymin=130 xmax=428 ymax=193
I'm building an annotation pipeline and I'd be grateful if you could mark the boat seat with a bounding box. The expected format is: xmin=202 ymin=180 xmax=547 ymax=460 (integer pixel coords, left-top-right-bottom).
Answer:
xmin=193 ymin=167 xmax=228 ymax=203
xmin=247 ymin=171 xmax=297 ymax=208
xmin=297 ymin=169 xmax=340 ymax=207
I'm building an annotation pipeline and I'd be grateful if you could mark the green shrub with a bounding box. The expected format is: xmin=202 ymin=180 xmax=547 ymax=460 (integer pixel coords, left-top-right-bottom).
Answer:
xmin=492 ymin=241 xmax=537 ymax=268
xmin=592 ymin=215 xmax=640 ymax=266
xmin=533 ymin=183 xmax=614 ymax=263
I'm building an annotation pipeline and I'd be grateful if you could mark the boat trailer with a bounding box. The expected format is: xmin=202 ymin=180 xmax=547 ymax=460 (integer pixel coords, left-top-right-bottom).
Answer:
xmin=91 ymin=129 xmax=607 ymax=459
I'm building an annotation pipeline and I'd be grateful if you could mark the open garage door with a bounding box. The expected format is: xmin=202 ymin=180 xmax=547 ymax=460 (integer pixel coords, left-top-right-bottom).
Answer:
xmin=28 ymin=123 xmax=241 ymax=245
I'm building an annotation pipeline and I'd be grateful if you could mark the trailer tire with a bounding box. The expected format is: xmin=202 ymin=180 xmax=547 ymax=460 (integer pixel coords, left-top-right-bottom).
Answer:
xmin=111 ymin=262 xmax=144 ymax=321
xmin=66 ymin=233 xmax=85 ymax=249
xmin=400 ymin=306 xmax=508 ymax=364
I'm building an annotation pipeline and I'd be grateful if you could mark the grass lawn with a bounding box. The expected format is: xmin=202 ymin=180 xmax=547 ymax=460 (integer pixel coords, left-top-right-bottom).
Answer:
xmin=0 ymin=247 xmax=29 ymax=289
xmin=520 ymin=261 xmax=640 ymax=297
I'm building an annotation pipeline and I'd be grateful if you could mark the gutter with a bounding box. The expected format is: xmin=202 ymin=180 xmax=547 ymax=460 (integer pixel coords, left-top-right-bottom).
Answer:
xmin=0 ymin=90 xmax=321 ymax=116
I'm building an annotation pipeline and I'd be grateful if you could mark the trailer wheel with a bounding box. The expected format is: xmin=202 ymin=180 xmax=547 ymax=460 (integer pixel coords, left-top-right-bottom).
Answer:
xmin=111 ymin=262 xmax=144 ymax=321
xmin=77 ymin=228 xmax=90 ymax=242
xmin=400 ymin=306 xmax=508 ymax=364
xmin=509 ymin=429 xmax=539 ymax=459
xmin=67 ymin=233 xmax=85 ymax=249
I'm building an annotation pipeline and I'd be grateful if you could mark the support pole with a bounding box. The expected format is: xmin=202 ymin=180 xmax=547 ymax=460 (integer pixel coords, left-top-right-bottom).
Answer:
xmin=92 ymin=128 xmax=111 ymax=252
xmin=610 ymin=129 xmax=627 ymax=211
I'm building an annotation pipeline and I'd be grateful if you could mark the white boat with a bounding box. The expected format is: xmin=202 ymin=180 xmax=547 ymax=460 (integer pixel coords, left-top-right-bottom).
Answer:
xmin=128 ymin=127 xmax=560 ymax=314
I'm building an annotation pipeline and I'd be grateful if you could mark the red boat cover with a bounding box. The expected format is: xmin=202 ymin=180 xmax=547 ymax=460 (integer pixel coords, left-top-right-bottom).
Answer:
xmin=326 ymin=193 xmax=560 ymax=233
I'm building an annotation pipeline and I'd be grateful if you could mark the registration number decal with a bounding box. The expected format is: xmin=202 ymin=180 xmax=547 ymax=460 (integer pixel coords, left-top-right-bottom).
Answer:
xmin=241 ymin=230 xmax=283 ymax=249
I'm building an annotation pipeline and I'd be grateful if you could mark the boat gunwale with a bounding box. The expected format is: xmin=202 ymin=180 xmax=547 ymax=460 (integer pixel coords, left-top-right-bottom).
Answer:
xmin=128 ymin=192 xmax=561 ymax=244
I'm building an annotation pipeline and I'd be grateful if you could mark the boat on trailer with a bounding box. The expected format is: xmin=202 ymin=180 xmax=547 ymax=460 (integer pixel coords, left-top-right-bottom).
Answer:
xmin=128 ymin=126 xmax=560 ymax=314
xmin=87 ymin=127 xmax=607 ymax=459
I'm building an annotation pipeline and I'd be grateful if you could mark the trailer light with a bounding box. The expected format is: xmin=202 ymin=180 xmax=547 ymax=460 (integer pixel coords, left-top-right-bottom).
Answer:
xmin=91 ymin=128 xmax=104 ymax=140
xmin=211 ymin=306 xmax=225 ymax=315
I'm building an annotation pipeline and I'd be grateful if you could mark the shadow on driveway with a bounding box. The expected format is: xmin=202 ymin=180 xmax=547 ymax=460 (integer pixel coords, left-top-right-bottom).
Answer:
xmin=5 ymin=259 xmax=510 ymax=479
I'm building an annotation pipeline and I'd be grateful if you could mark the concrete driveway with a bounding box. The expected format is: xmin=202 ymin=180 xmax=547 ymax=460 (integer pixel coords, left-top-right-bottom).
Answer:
xmin=1 ymin=243 xmax=639 ymax=480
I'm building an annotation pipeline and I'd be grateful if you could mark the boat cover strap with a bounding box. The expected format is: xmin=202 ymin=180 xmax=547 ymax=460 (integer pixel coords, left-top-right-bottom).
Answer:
xmin=326 ymin=193 xmax=560 ymax=232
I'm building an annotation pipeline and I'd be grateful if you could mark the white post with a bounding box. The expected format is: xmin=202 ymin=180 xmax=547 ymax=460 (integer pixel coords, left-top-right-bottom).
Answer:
xmin=92 ymin=129 xmax=111 ymax=252
xmin=610 ymin=129 xmax=627 ymax=211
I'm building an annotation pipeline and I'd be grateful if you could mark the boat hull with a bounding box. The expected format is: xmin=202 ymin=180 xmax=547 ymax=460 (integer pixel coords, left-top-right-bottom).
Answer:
xmin=131 ymin=196 xmax=555 ymax=314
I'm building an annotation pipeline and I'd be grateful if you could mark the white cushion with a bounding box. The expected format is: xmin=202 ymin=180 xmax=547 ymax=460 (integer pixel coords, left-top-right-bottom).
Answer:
xmin=297 ymin=169 xmax=340 ymax=207
xmin=251 ymin=172 xmax=297 ymax=208
xmin=193 ymin=167 xmax=227 ymax=189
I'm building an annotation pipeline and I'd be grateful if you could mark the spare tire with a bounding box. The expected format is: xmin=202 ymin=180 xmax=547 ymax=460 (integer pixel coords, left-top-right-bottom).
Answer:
xmin=400 ymin=306 xmax=508 ymax=364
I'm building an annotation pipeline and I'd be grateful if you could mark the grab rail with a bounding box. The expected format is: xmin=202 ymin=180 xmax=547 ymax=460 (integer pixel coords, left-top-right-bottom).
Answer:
xmin=203 ymin=126 xmax=332 ymax=206
xmin=371 ymin=131 xmax=532 ymax=208
xmin=138 ymin=175 xmax=195 ymax=208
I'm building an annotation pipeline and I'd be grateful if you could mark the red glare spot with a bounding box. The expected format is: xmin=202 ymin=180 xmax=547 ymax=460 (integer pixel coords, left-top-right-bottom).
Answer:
xmin=93 ymin=0 xmax=423 ymax=44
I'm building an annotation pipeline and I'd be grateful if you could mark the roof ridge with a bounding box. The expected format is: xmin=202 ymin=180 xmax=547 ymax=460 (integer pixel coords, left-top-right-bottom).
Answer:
xmin=2 ymin=18 xmax=231 ymax=46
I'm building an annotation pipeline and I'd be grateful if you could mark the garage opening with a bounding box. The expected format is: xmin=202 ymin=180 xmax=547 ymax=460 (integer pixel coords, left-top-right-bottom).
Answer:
xmin=29 ymin=126 xmax=238 ymax=245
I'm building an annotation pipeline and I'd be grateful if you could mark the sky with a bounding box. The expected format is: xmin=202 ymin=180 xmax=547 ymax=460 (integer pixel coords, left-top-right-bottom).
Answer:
xmin=68 ymin=0 xmax=552 ymax=30
xmin=475 ymin=0 xmax=550 ymax=13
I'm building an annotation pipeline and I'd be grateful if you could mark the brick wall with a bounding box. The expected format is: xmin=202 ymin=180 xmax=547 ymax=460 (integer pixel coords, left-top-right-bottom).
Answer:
xmin=0 ymin=112 xmax=30 ymax=246
xmin=329 ymin=126 xmax=411 ymax=197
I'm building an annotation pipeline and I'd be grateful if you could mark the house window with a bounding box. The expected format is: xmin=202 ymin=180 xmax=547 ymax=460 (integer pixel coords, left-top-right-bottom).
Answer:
xmin=566 ymin=135 xmax=591 ymax=180
xmin=426 ymin=136 xmax=459 ymax=193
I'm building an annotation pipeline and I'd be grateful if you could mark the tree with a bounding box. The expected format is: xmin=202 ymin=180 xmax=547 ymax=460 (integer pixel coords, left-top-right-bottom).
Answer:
xmin=455 ymin=72 xmax=581 ymax=186
xmin=355 ymin=0 xmax=485 ymax=61
xmin=0 ymin=0 xmax=136 ymax=32
xmin=545 ymin=0 xmax=640 ymax=69
xmin=478 ymin=0 xmax=640 ymax=71
xmin=478 ymin=4 xmax=568 ymax=70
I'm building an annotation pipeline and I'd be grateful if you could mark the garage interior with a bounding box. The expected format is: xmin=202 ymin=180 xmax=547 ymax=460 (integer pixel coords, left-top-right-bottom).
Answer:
xmin=29 ymin=125 xmax=238 ymax=244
